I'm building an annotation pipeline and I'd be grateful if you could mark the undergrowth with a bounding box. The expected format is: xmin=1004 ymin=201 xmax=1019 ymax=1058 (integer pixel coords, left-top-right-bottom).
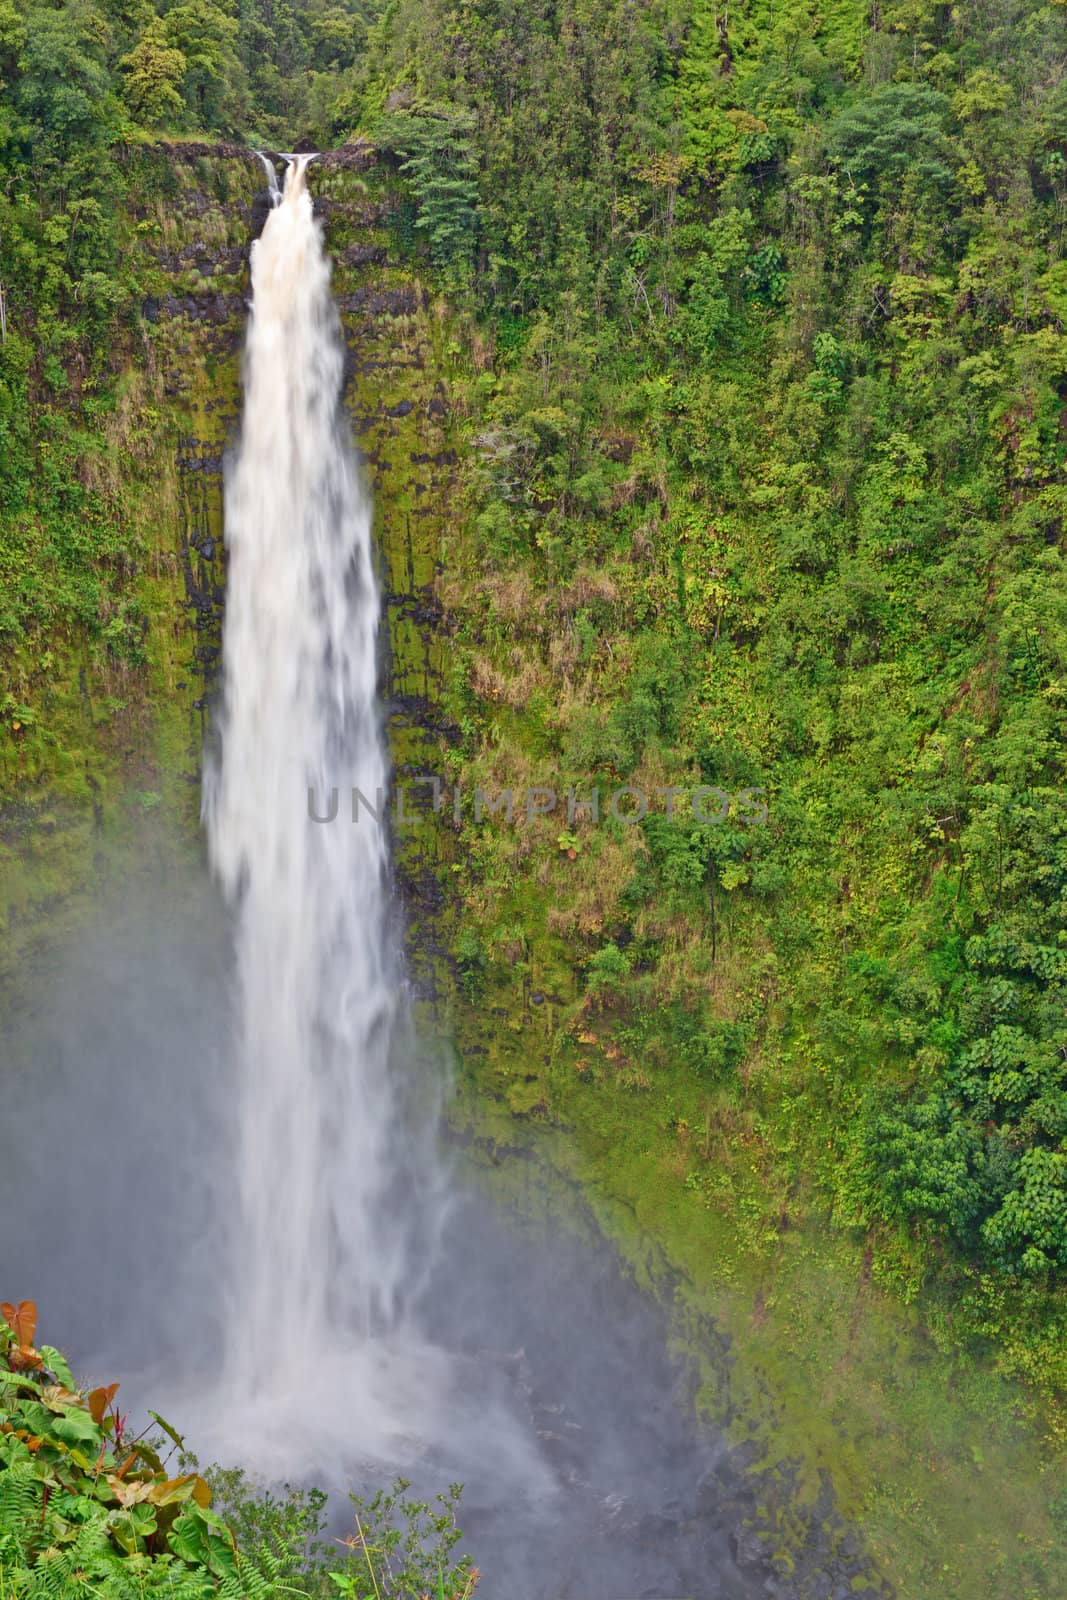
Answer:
xmin=0 ymin=1302 xmax=478 ymax=1600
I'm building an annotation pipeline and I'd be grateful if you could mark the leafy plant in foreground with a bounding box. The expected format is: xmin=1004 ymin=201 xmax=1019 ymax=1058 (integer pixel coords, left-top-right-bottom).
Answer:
xmin=0 ymin=1298 xmax=238 ymax=1597
xmin=330 ymin=1479 xmax=478 ymax=1600
xmin=0 ymin=1303 xmax=479 ymax=1599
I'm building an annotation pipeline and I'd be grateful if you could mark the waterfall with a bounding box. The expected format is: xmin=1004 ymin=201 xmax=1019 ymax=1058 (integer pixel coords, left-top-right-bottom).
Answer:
xmin=254 ymin=150 xmax=282 ymax=205
xmin=190 ymin=154 xmax=552 ymax=1501
xmin=202 ymin=155 xmax=427 ymax=1438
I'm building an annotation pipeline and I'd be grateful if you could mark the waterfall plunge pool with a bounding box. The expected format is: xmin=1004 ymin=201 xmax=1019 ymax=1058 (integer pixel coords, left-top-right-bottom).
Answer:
xmin=0 ymin=857 xmax=889 ymax=1600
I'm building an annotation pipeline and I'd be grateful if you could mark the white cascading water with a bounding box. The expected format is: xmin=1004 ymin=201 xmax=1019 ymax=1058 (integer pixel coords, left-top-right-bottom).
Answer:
xmin=201 ymin=155 xmax=440 ymax=1460
xmin=193 ymin=154 xmax=549 ymax=1499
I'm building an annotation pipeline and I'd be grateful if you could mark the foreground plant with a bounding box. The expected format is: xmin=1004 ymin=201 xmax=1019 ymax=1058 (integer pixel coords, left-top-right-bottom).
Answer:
xmin=0 ymin=1303 xmax=478 ymax=1599
xmin=0 ymin=1299 xmax=255 ymax=1597
xmin=328 ymin=1480 xmax=479 ymax=1600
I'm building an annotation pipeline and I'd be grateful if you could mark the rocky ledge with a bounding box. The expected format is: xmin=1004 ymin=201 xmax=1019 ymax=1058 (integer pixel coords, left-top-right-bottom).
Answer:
xmin=122 ymin=139 xmax=378 ymax=175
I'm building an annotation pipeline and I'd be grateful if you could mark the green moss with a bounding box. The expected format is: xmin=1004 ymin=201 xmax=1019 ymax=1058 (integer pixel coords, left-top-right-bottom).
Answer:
xmin=0 ymin=152 xmax=260 ymax=983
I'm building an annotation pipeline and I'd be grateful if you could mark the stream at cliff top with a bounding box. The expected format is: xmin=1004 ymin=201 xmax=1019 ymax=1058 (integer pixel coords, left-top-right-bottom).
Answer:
xmin=0 ymin=155 xmax=868 ymax=1600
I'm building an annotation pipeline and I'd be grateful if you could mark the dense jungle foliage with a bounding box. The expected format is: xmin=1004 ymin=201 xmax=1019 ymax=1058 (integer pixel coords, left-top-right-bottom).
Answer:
xmin=366 ymin=0 xmax=1067 ymax=1411
xmin=2 ymin=0 xmax=1066 ymax=1412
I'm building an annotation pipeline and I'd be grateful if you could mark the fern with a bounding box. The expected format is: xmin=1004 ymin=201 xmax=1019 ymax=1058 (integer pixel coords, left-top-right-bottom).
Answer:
xmin=24 ymin=1518 xmax=117 ymax=1598
xmin=0 ymin=1460 xmax=40 ymax=1540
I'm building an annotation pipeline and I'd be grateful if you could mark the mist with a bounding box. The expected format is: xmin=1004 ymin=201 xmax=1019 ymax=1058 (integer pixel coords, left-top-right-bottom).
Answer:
xmin=1 ymin=847 xmax=783 ymax=1599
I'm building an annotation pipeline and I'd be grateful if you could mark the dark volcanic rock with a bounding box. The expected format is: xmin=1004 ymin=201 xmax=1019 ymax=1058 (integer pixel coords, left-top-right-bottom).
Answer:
xmin=316 ymin=140 xmax=377 ymax=172
xmin=156 ymin=292 xmax=246 ymax=325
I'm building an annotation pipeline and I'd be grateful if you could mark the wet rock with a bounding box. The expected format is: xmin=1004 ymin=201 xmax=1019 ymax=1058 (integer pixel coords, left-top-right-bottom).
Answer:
xmin=340 ymin=243 xmax=388 ymax=267
xmin=154 ymin=291 xmax=245 ymax=326
xmin=335 ymin=285 xmax=420 ymax=318
xmin=250 ymin=191 xmax=274 ymax=241
xmin=147 ymin=138 xmax=257 ymax=164
xmin=315 ymin=140 xmax=376 ymax=172
xmin=731 ymin=1525 xmax=768 ymax=1570
xmin=729 ymin=1438 xmax=767 ymax=1473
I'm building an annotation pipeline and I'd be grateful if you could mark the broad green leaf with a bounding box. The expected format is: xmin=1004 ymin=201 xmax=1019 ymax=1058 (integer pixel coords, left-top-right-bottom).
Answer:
xmin=148 ymin=1409 xmax=185 ymax=1451
xmin=50 ymin=1410 xmax=103 ymax=1448
xmin=38 ymin=1346 xmax=74 ymax=1388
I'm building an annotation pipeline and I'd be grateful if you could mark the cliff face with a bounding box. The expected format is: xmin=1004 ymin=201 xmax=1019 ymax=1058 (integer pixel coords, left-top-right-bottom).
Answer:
xmin=0 ymin=143 xmax=455 ymax=989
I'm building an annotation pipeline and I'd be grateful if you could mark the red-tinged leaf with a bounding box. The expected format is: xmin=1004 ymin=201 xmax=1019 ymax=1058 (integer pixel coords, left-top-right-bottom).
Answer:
xmin=107 ymin=1474 xmax=158 ymax=1509
xmin=88 ymin=1383 xmax=119 ymax=1424
xmin=18 ymin=1303 xmax=36 ymax=1349
xmin=148 ymin=1475 xmax=198 ymax=1507
xmin=3 ymin=1301 xmax=38 ymax=1349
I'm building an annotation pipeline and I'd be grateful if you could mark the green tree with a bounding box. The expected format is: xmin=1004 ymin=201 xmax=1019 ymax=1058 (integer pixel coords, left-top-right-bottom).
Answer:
xmin=121 ymin=18 xmax=188 ymax=128
xmin=374 ymin=107 xmax=479 ymax=288
xmin=15 ymin=0 xmax=114 ymax=156
xmin=163 ymin=0 xmax=243 ymax=132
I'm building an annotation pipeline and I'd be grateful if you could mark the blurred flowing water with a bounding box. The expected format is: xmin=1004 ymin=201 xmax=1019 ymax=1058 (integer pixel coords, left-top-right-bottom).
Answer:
xmin=198 ymin=150 xmax=453 ymax=1459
